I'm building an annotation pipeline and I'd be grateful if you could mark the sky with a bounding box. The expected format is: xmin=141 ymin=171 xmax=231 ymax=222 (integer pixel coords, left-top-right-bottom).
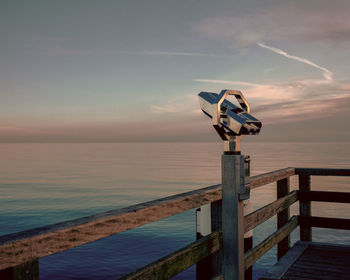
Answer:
xmin=1 ymin=0 xmax=350 ymax=142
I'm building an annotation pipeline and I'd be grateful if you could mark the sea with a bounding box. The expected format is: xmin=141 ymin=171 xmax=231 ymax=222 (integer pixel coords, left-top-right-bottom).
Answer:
xmin=0 ymin=142 xmax=349 ymax=280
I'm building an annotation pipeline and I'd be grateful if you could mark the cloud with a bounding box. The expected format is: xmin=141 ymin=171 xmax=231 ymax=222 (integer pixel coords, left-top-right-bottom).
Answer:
xmin=256 ymin=93 xmax=350 ymax=123
xmin=28 ymin=36 xmax=233 ymax=58
xmin=194 ymin=79 xmax=261 ymax=87
xmin=194 ymin=2 xmax=350 ymax=47
xmin=193 ymin=78 xmax=350 ymax=124
xmin=193 ymin=43 xmax=350 ymax=124
xmin=198 ymin=79 xmax=350 ymax=124
xmin=0 ymin=125 xmax=58 ymax=141
xmin=120 ymin=50 xmax=221 ymax=58
xmin=0 ymin=126 xmax=37 ymax=133
xmin=27 ymin=36 xmax=95 ymax=56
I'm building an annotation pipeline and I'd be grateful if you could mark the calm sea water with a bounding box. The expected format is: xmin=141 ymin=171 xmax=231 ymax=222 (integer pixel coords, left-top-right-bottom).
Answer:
xmin=0 ymin=142 xmax=349 ymax=279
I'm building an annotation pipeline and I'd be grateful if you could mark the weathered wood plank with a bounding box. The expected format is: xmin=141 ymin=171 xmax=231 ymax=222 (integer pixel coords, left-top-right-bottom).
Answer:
xmin=0 ymin=184 xmax=222 ymax=270
xmin=244 ymin=216 xmax=298 ymax=269
xmin=284 ymin=267 xmax=348 ymax=279
xmin=260 ymin=241 xmax=309 ymax=280
xmin=299 ymin=216 xmax=350 ymax=230
xmin=261 ymin=242 xmax=350 ymax=280
xmin=119 ymin=231 xmax=222 ymax=280
xmin=277 ymin=177 xmax=291 ymax=260
xmin=299 ymin=173 xmax=312 ymax=241
xmin=295 ymin=255 xmax=350 ymax=267
xmin=244 ymin=191 xmax=298 ymax=233
xmin=306 ymin=241 xmax=350 ymax=250
xmin=249 ymin=167 xmax=295 ymax=190
xmin=298 ymin=191 xmax=350 ymax=203
xmin=282 ymin=242 xmax=350 ymax=280
xmin=295 ymin=168 xmax=350 ymax=176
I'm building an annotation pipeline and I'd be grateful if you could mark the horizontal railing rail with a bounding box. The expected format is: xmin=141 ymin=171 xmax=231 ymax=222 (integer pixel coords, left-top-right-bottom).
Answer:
xmin=0 ymin=184 xmax=222 ymax=270
xmin=1 ymin=167 xmax=349 ymax=280
xmin=249 ymin=167 xmax=295 ymax=190
xmin=0 ymin=168 xmax=295 ymax=270
xmin=244 ymin=190 xmax=298 ymax=233
xmin=295 ymin=167 xmax=350 ymax=176
xmin=119 ymin=231 xmax=222 ymax=280
xmin=120 ymin=189 xmax=300 ymax=280
xmin=299 ymin=216 xmax=350 ymax=230
xmin=298 ymin=190 xmax=350 ymax=203
xmin=244 ymin=215 xmax=299 ymax=270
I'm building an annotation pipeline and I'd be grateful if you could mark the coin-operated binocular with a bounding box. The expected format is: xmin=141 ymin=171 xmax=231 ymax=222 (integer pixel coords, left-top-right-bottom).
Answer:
xmin=197 ymin=89 xmax=261 ymax=279
xmin=198 ymin=89 xmax=261 ymax=152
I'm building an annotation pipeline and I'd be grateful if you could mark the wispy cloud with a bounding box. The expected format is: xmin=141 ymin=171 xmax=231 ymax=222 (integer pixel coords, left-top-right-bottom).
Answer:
xmin=194 ymin=2 xmax=350 ymax=47
xmin=194 ymin=79 xmax=350 ymax=124
xmin=0 ymin=126 xmax=35 ymax=133
xmin=0 ymin=125 xmax=53 ymax=136
xmin=120 ymin=50 xmax=220 ymax=58
xmin=193 ymin=44 xmax=350 ymax=124
xmin=257 ymin=43 xmax=333 ymax=82
xmin=150 ymin=94 xmax=201 ymax=115
xmin=27 ymin=36 xmax=95 ymax=56
xmin=28 ymin=35 xmax=224 ymax=58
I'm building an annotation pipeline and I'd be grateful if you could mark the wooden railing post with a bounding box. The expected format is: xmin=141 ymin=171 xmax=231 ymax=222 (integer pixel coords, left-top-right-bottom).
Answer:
xmin=277 ymin=177 xmax=290 ymax=259
xmin=210 ymin=200 xmax=222 ymax=277
xmin=299 ymin=173 xmax=312 ymax=241
xmin=196 ymin=200 xmax=222 ymax=280
xmin=222 ymin=154 xmax=245 ymax=280
xmin=0 ymin=259 xmax=39 ymax=280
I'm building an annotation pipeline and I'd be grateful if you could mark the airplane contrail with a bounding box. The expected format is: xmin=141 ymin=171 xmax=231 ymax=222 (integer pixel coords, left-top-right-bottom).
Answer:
xmin=257 ymin=43 xmax=333 ymax=82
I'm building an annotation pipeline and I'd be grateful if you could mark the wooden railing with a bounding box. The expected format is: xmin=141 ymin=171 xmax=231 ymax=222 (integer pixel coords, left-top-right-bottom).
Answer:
xmin=295 ymin=168 xmax=350 ymax=242
xmin=1 ymin=167 xmax=349 ymax=280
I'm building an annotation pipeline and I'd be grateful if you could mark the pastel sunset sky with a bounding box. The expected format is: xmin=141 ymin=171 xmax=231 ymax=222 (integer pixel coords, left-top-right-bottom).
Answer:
xmin=1 ymin=0 xmax=350 ymax=142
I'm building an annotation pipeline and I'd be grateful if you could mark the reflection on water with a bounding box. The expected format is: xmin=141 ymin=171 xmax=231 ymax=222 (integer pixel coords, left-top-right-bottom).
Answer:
xmin=0 ymin=142 xmax=349 ymax=279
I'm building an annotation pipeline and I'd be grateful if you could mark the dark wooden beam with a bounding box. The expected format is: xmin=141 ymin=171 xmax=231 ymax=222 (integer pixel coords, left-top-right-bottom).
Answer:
xmin=0 ymin=259 xmax=39 ymax=280
xmin=295 ymin=168 xmax=350 ymax=176
xmin=299 ymin=216 xmax=350 ymax=230
xmin=299 ymin=173 xmax=312 ymax=242
xmin=277 ymin=177 xmax=291 ymax=260
xmin=298 ymin=191 xmax=350 ymax=203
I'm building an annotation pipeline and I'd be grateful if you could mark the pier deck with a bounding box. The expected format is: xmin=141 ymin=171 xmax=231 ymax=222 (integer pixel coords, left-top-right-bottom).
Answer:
xmin=261 ymin=241 xmax=350 ymax=280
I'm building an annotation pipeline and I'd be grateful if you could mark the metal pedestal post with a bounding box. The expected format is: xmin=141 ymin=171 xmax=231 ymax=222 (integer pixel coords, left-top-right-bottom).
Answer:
xmin=244 ymin=156 xmax=253 ymax=280
xmin=222 ymin=152 xmax=245 ymax=280
xmin=196 ymin=137 xmax=253 ymax=280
